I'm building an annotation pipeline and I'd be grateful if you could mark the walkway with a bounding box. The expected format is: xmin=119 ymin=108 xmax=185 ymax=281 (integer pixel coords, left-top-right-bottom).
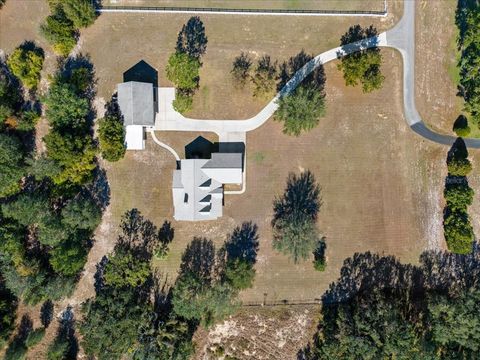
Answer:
xmin=154 ymin=0 xmax=480 ymax=149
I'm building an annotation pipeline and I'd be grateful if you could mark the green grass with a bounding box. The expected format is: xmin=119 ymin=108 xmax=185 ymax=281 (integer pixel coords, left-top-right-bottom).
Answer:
xmin=251 ymin=151 xmax=265 ymax=164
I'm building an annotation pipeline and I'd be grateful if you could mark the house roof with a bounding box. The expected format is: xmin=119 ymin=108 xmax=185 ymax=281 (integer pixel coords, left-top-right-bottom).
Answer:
xmin=172 ymin=153 xmax=243 ymax=221
xmin=117 ymin=81 xmax=155 ymax=126
xmin=202 ymin=153 xmax=243 ymax=169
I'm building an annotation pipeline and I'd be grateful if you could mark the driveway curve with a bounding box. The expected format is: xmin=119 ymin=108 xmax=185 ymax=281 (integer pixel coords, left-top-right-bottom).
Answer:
xmin=156 ymin=0 xmax=480 ymax=149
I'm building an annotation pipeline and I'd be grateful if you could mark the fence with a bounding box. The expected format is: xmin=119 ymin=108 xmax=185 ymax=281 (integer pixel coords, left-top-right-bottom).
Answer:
xmin=97 ymin=3 xmax=388 ymax=17
xmin=241 ymin=298 xmax=322 ymax=307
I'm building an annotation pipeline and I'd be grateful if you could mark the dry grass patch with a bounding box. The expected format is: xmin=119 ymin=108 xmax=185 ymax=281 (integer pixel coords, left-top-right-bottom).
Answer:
xmin=103 ymin=0 xmax=385 ymax=11
xmin=79 ymin=0 xmax=402 ymax=119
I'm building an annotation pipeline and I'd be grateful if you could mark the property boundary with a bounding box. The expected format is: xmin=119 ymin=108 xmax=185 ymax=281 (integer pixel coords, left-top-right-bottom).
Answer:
xmin=242 ymin=298 xmax=322 ymax=307
xmin=97 ymin=0 xmax=387 ymax=17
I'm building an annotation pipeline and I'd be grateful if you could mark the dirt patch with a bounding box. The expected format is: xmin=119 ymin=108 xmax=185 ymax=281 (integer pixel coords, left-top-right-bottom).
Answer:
xmin=192 ymin=305 xmax=320 ymax=360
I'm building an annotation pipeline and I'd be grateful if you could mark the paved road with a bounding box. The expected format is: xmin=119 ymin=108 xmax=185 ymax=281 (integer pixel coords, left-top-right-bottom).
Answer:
xmin=155 ymin=0 xmax=480 ymax=149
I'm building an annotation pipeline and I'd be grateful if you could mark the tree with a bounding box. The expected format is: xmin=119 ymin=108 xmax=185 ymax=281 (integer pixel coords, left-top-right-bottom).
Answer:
xmin=98 ymin=115 xmax=126 ymax=162
xmin=176 ymin=16 xmax=208 ymax=60
xmin=444 ymin=183 xmax=474 ymax=211
xmin=223 ymin=222 xmax=259 ymax=290
xmin=1 ymin=191 xmax=49 ymax=226
xmin=251 ymin=55 xmax=277 ymax=99
xmin=166 ymin=52 xmax=200 ymax=91
xmin=103 ymin=249 xmax=150 ymax=288
xmin=337 ymin=25 xmax=384 ymax=93
xmin=40 ymin=8 xmax=77 ymax=57
xmin=172 ymin=273 xmax=238 ymax=328
xmin=0 ymin=134 xmax=25 ymax=198
xmin=172 ymin=90 xmax=193 ymax=114
xmin=429 ymin=289 xmax=480 ymax=354
xmin=62 ymin=0 xmax=96 ymax=28
xmin=49 ymin=238 xmax=88 ymax=276
xmin=43 ymin=82 xmax=89 ymax=131
xmin=172 ymin=238 xmax=239 ymax=327
xmin=274 ymin=85 xmax=326 ymax=136
xmin=272 ymin=171 xmax=321 ymax=263
xmin=0 ymin=276 xmax=17 ymax=348
xmin=43 ymin=131 xmax=97 ymax=186
xmin=61 ymin=195 xmax=102 ymax=231
xmin=231 ymin=52 xmax=252 ymax=88
xmin=443 ymin=210 xmax=474 ymax=255
xmin=7 ymin=44 xmax=44 ymax=89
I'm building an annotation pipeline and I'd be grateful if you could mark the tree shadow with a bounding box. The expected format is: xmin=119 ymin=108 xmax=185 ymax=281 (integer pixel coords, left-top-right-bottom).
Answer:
xmin=51 ymin=306 xmax=78 ymax=360
xmin=225 ymin=222 xmax=259 ymax=264
xmin=159 ymin=221 xmax=174 ymax=246
xmin=87 ymin=167 xmax=110 ymax=210
xmin=337 ymin=24 xmax=379 ymax=58
xmin=4 ymin=315 xmax=33 ymax=359
xmin=447 ymin=137 xmax=468 ymax=163
xmin=277 ymin=50 xmax=326 ymax=93
xmin=40 ymin=299 xmax=54 ymax=328
xmin=453 ymin=114 xmax=468 ymax=132
xmin=179 ymin=237 xmax=216 ymax=283
xmin=123 ymin=60 xmax=158 ymax=88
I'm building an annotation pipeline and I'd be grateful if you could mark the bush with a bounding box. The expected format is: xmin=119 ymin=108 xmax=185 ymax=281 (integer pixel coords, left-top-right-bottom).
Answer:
xmin=62 ymin=0 xmax=96 ymax=28
xmin=25 ymin=328 xmax=46 ymax=348
xmin=166 ymin=52 xmax=200 ymax=91
xmin=40 ymin=8 xmax=77 ymax=57
xmin=172 ymin=91 xmax=193 ymax=113
xmin=252 ymin=55 xmax=277 ymax=99
xmin=274 ymin=85 xmax=326 ymax=136
xmin=224 ymin=259 xmax=255 ymax=290
xmin=313 ymin=239 xmax=327 ymax=271
xmin=98 ymin=115 xmax=126 ymax=162
xmin=16 ymin=110 xmax=40 ymax=132
xmin=7 ymin=44 xmax=44 ymax=89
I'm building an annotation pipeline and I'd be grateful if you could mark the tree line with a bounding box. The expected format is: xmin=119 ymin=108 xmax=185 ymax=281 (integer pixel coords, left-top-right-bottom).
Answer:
xmin=300 ymin=246 xmax=480 ymax=359
xmin=79 ymin=209 xmax=259 ymax=359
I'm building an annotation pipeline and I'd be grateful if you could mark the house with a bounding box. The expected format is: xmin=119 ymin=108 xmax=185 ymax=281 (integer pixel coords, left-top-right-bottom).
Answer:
xmin=172 ymin=153 xmax=243 ymax=221
xmin=117 ymin=81 xmax=155 ymax=150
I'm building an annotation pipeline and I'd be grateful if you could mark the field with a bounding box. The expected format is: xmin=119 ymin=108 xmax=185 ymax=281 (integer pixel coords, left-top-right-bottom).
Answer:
xmin=0 ymin=0 xmax=470 ymax=358
xmin=103 ymin=0 xmax=386 ymax=11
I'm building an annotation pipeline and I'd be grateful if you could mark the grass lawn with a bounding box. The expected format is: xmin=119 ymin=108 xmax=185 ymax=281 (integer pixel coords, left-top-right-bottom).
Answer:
xmin=102 ymin=0 xmax=386 ymax=11
xmin=106 ymin=49 xmax=446 ymax=303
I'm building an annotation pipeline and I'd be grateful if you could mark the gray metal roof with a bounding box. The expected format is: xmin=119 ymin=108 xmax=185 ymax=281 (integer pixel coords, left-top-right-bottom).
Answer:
xmin=117 ymin=81 xmax=155 ymax=126
xmin=202 ymin=153 xmax=243 ymax=169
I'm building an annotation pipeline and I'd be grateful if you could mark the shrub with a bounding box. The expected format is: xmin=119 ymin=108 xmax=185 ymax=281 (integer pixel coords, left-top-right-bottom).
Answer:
xmin=313 ymin=239 xmax=327 ymax=271
xmin=49 ymin=238 xmax=88 ymax=276
xmin=172 ymin=91 xmax=193 ymax=113
xmin=224 ymin=259 xmax=255 ymax=290
xmin=16 ymin=110 xmax=40 ymax=132
xmin=252 ymin=55 xmax=277 ymax=99
xmin=40 ymin=8 xmax=77 ymax=57
xmin=7 ymin=44 xmax=44 ymax=89
xmin=98 ymin=115 xmax=126 ymax=162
